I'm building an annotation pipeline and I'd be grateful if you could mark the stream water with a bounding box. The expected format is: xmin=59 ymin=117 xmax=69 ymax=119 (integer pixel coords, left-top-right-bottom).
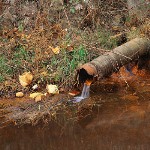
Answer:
xmin=0 ymin=70 xmax=150 ymax=150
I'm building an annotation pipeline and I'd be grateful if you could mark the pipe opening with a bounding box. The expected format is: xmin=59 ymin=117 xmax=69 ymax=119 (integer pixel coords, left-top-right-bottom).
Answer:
xmin=78 ymin=68 xmax=94 ymax=83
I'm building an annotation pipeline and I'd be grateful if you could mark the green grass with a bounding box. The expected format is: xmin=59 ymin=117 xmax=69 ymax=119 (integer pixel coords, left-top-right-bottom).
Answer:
xmin=0 ymin=45 xmax=34 ymax=82
xmin=0 ymin=75 xmax=4 ymax=82
xmin=18 ymin=22 xmax=24 ymax=32
xmin=97 ymin=29 xmax=117 ymax=49
xmin=12 ymin=45 xmax=31 ymax=67
xmin=42 ymin=45 xmax=88 ymax=84
xmin=0 ymin=55 xmax=13 ymax=82
xmin=80 ymin=27 xmax=117 ymax=51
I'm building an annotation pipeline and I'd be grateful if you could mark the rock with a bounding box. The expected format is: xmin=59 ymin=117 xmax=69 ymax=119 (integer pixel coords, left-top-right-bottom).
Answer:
xmin=32 ymin=84 xmax=38 ymax=90
xmin=16 ymin=92 xmax=24 ymax=97
xmin=46 ymin=84 xmax=59 ymax=94
xmin=19 ymin=72 xmax=33 ymax=87
xmin=29 ymin=92 xmax=43 ymax=99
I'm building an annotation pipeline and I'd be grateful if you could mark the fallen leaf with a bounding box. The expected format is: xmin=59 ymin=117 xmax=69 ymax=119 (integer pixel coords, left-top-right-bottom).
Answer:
xmin=41 ymin=71 xmax=48 ymax=76
xmin=66 ymin=45 xmax=74 ymax=52
xmin=19 ymin=72 xmax=33 ymax=87
xmin=112 ymin=26 xmax=120 ymax=31
xmin=49 ymin=46 xmax=60 ymax=54
xmin=68 ymin=90 xmax=80 ymax=96
xmin=29 ymin=92 xmax=43 ymax=99
xmin=46 ymin=84 xmax=59 ymax=94
xmin=35 ymin=95 xmax=42 ymax=102
xmin=16 ymin=92 xmax=24 ymax=97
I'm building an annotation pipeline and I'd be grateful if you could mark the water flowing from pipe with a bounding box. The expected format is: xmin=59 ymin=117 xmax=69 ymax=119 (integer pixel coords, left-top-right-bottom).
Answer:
xmin=71 ymin=81 xmax=91 ymax=103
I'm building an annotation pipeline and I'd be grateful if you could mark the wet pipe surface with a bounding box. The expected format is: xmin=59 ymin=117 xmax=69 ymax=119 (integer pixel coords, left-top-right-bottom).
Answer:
xmin=0 ymin=67 xmax=150 ymax=150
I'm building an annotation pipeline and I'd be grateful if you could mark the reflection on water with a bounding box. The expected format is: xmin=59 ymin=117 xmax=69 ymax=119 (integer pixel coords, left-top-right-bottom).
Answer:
xmin=0 ymin=70 xmax=150 ymax=150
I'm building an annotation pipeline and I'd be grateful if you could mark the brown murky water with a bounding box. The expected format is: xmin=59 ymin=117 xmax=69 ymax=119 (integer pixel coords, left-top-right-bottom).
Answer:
xmin=0 ymin=69 xmax=150 ymax=150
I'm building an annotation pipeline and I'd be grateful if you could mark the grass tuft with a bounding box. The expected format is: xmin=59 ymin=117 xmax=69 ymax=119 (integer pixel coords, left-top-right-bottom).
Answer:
xmin=97 ymin=29 xmax=117 ymax=49
xmin=42 ymin=45 xmax=88 ymax=85
xmin=0 ymin=45 xmax=34 ymax=82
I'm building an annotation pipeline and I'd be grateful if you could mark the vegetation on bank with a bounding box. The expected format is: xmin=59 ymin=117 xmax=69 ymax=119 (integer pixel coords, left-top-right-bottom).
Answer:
xmin=0 ymin=0 xmax=149 ymax=97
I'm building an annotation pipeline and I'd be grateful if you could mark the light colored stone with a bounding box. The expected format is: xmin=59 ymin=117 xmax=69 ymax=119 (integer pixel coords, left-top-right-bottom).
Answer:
xmin=16 ymin=92 xmax=24 ymax=97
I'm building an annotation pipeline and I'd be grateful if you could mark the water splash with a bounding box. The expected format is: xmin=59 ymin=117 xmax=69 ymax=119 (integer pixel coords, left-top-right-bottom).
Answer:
xmin=71 ymin=83 xmax=90 ymax=103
